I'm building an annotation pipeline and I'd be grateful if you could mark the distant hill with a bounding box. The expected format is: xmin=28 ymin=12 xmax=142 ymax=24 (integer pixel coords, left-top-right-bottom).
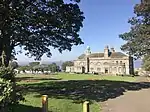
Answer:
xmin=18 ymin=61 xmax=64 ymax=67
xmin=18 ymin=59 xmax=142 ymax=69
xmin=41 ymin=61 xmax=63 ymax=68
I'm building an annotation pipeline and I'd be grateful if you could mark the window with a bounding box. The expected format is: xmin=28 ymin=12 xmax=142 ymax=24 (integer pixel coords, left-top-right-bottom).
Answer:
xmin=104 ymin=62 xmax=108 ymax=65
xmin=79 ymin=62 xmax=84 ymax=66
xmin=90 ymin=62 xmax=94 ymax=65
xmin=120 ymin=61 xmax=122 ymax=64
xmin=116 ymin=61 xmax=118 ymax=64
xmin=109 ymin=68 xmax=111 ymax=72
xmin=97 ymin=68 xmax=101 ymax=71
xmin=90 ymin=68 xmax=94 ymax=71
xmin=114 ymin=67 xmax=117 ymax=72
xmin=90 ymin=68 xmax=94 ymax=72
xmin=119 ymin=67 xmax=122 ymax=73
xmin=77 ymin=67 xmax=81 ymax=70
xmin=96 ymin=62 xmax=101 ymax=66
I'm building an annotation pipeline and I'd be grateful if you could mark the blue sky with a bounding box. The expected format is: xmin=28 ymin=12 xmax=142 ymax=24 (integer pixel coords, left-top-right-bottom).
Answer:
xmin=16 ymin=0 xmax=140 ymax=64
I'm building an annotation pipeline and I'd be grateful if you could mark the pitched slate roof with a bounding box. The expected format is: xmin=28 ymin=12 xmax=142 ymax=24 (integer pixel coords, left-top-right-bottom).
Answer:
xmin=78 ymin=52 xmax=127 ymax=59
xmin=110 ymin=52 xmax=127 ymax=58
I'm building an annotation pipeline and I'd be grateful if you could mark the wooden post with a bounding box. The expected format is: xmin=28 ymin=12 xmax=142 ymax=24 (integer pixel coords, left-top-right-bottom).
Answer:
xmin=42 ymin=95 xmax=48 ymax=112
xmin=83 ymin=101 xmax=89 ymax=112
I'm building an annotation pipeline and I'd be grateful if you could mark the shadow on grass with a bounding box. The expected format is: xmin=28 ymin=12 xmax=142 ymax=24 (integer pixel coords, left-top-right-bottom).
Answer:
xmin=21 ymin=80 xmax=150 ymax=103
xmin=12 ymin=104 xmax=53 ymax=112
xmin=12 ymin=104 xmax=41 ymax=112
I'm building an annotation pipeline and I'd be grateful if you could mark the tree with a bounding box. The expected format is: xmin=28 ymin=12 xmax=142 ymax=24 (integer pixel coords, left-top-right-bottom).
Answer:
xmin=48 ymin=63 xmax=59 ymax=72
xmin=36 ymin=64 xmax=49 ymax=73
xmin=119 ymin=0 xmax=150 ymax=58
xmin=20 ymin=64 xmax=40 ymax=74
xmin=28 ymin=62 xmax=40 ymax=73
xmin=62 ymin=61 xmax=74 ymax=71
xmin=29 ymin=62 xmax=40 ymax=67
xmin=0 ymin=0 xmax=84 ymax=67
xmin=0 ymin=67 xmax=24 ymax=112
xmin=10 ymin=61 xmax=19 ymax=69
xmin=119 ymin=0 xmax=150 ymax=71
xmin=17 ymin=65 xmax=30 ymax=73
xmin=142 ymin=55 xmax=150 ymax=71
xmin=1 ymin=1 xmax=83 ymax=109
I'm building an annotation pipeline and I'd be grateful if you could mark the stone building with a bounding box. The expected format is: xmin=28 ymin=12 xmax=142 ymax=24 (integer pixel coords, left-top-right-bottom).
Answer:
xmin=66 ymin=46 xmax=134 ymax=75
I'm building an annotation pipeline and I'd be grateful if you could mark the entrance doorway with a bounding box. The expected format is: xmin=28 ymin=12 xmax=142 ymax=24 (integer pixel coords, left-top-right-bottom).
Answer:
xmin=82 ymin=67 xmax=85 ymax=73
xmin=105 ymin=68 xmax=108 ymax=73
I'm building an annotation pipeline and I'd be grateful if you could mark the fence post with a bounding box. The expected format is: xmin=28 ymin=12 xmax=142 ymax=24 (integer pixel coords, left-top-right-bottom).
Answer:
xmin=42 ymin=95 xmax=48 ymax=112
xmin=83 ymin=101 xmax=89 ymax=112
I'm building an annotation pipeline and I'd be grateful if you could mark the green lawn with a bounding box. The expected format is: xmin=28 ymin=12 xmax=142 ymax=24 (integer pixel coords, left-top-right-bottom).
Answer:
xmin=56 ymin=73 xmax=136 ymax=81
xmin=15 ymin=73 xmax=137 ymax=112
xmin=14 ymin=93 xmax=100 ymax=112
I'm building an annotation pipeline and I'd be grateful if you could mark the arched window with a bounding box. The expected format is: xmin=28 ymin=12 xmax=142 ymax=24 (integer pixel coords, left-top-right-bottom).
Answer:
xmin=103 ymin=62 xmax=108 ymax=65
xmin=79 ymin=62 xmax=84 ymax=66
xmin=90 ymin=62 xmax=94 ymax=65
xmin=120 ymin=61 xmax=122 ymax=64
xmin=96 ymin=62 xmax=101 ymax=66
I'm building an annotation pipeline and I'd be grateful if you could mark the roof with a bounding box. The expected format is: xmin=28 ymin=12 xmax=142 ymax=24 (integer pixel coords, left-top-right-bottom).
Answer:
xmin=110 ymin=52 xmax=127 ymax=58
xmin=78 ymin=52 xmax=127 ymax=59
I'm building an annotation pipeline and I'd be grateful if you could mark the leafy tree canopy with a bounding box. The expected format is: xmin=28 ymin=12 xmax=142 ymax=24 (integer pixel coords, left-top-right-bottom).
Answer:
xmin=62 ymin=61 xmax=73 ymax=70
xmin=17 ymin=65 xmax=30 ymax=72
xmin=119 ymin=0 xmax=150 ymax=58
xmin=142 ymin=55 xmax=150 ymax=71
xmin=48 ymin=63 xmax=59 ymax=72
xmin=9 ymin=61 xmax=19 ymax=69
xmin=29 ymin=62 xmax=40 ymax=67
xmin=0 ymin=0 xmax=84 ymax=67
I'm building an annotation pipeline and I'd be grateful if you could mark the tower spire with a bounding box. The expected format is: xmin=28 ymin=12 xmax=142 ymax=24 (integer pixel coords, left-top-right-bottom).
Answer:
xmin=85 ymin=46 xmax=91 ymax=56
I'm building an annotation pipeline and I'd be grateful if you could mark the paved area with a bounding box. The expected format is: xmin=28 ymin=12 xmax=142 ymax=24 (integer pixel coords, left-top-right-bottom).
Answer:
xmin=101 ymin=77 xmax=150 ymax=112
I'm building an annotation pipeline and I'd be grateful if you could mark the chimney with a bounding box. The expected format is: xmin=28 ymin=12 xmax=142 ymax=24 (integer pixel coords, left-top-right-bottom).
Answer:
xmin=111 ymin=47 xmax=115 ymax=53
xmin=104 ymin=45 xmax=109 ymax=58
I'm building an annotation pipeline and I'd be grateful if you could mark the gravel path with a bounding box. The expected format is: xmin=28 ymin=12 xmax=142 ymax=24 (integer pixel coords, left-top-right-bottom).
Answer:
xmin=101 ymin=77 xmax=150 ymax=112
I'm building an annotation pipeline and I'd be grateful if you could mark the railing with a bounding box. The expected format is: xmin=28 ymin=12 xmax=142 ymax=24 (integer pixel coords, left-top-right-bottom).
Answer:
xmin=42 ymin=95 xmax=90 ymax=112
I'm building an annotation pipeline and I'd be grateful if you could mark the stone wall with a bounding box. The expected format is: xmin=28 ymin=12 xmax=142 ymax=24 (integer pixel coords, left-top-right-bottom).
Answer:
xmin=66 ymin=52 xmax=133 ymax=75
xmin=66 ymin=66 xmax=74 ymax=72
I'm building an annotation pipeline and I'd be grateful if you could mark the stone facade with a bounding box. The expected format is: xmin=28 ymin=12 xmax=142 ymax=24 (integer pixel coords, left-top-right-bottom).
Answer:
xmin=66 ymin=46 xmax=134 ymax=75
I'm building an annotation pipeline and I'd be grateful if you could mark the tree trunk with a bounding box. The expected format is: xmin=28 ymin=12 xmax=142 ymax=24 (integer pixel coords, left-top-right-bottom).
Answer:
xmin=0 ymin=30 xmax=12 ymax=67
xmin=0 ymin=39 xmax=12 ymax=67
xmin=0 ymin=38 xmax=3 ymax=66
xmin=1 ymin=48 xmax=11 ymax=67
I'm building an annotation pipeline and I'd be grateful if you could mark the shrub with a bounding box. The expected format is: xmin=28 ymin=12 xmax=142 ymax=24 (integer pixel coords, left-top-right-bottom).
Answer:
xmin=0 ymin=67 xmax=24 ymax=112
xmin=134 ymin=71 xmax=139 ymax=75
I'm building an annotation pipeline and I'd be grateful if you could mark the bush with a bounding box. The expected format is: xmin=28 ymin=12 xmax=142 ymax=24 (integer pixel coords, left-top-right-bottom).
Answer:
xmin=0 ymin=67 xmax=24 ymax=112
xmin=134 ymin=71 xmax=139 ymax=75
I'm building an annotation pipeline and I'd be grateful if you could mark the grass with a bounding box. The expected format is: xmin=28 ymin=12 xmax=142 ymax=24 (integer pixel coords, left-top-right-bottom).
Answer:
xmin=16 ymin=73 xmax=136 ymax=82
xmin=56 ymin=73 xmax=136 ymax=81
xmin=15 ymin=93 xmax=100 ymax=112
xmin=14 ymin=73 xmax=138 ymax=112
